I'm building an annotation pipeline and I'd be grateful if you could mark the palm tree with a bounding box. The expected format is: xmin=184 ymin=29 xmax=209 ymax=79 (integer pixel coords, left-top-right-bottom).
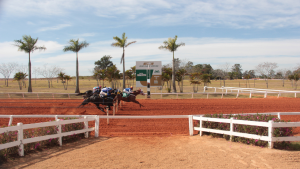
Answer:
xmin=63 ymin=39 xmax=89 ymax=93
xmin=159 ymin=35 xmax=185 ymax=93
xmin=14 ymin=35 xmax=46 ymax=92
xmin=111 ymin=33 xmax=136 ymax=89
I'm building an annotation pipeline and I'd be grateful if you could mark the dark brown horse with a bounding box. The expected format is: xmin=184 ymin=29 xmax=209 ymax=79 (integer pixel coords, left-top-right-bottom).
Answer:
xmin=114 ymin=89 xmax=145 ymax=108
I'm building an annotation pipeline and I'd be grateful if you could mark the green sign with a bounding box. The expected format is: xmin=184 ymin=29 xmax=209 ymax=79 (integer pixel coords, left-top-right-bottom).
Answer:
xmin=136 ymin=70 xmax=153 ymax=81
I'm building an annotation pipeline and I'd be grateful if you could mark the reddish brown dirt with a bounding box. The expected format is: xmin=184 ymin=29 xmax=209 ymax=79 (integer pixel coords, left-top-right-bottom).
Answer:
xmin=1 ymin=98 xmax=300 ymax=136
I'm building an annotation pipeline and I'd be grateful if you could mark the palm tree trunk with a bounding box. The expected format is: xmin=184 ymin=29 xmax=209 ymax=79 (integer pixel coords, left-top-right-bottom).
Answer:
xmin=172 ymin=51 xmax=176 ymax=93
xmin=75 ymin=52 xmax=80 ymax=93
xmin=122 ymin=48 xmax=125 ymax=90
xmin=28 ymin=53 xmax=32 ymax=92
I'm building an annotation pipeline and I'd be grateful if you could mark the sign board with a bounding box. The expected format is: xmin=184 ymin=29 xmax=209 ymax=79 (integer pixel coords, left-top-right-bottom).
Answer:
xmin=136 ymin=61 xmax=162 ymax=87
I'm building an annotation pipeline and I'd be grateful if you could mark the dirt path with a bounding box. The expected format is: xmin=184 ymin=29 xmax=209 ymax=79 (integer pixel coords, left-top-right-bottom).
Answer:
xmin=1 ymin=98 xmax=300 ymax=135
xmin=2 ymin=135 xmax=300 ymax=169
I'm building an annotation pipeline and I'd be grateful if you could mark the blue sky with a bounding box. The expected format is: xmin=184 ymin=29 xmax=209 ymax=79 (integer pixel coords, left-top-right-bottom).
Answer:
xmin=0 ymin=0 xmax=300 ymax=78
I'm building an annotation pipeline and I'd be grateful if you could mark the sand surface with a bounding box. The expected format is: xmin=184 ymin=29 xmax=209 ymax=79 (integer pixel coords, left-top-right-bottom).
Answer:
xmin=2 ymin=135 xmax=300 ymax=169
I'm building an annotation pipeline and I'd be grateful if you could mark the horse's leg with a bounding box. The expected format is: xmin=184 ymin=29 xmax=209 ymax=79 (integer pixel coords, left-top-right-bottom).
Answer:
xmin=132 ymin=100 xmax=144 ymax=108
xmin=77 ymin=99 xmax=89 ymax=108
xmin=95 ymin=103 xmax=105 ymax=113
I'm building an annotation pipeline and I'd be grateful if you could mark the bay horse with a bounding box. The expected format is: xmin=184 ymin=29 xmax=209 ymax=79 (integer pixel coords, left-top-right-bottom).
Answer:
xmin=114 ymin=89 xmax=145 ymax=108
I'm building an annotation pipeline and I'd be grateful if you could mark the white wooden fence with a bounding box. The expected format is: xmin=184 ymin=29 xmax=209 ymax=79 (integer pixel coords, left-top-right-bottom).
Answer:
xmin=0 ymin=115 xmax=98 ymax=156
xmin=192 ymin=112 xmax=300 ymax=149
xmin=204 ymin=86 xmax=300 ymax=98
xmin=1 ymin=112 xmax=300 ymax=156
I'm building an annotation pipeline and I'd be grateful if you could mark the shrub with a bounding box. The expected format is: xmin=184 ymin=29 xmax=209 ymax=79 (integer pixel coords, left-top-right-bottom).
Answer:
xmin=0 ymin=117 xmax=88 ymax=162
xmin=199 ymin=113 xmax=293 ymax=149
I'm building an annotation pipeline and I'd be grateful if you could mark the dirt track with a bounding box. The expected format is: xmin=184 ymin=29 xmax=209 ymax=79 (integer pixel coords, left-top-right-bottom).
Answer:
xmin=1 ymin=98 xmax=300 ymax=136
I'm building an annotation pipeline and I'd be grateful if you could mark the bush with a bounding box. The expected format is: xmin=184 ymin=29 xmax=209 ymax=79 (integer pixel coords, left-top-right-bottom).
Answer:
xmin=0 ymin=117 xmax=88 ymax=162
xmin=199 ymin=113 xmax=293 ymax=149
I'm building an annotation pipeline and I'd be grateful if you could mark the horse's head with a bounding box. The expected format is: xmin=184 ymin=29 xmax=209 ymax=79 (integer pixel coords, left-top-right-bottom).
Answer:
xmin=138 ymin=89 xmax=145 ymax=95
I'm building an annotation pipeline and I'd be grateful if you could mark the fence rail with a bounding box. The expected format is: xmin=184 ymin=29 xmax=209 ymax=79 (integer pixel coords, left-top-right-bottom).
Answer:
xmin=1 ymin=86 xmax=300 ymax=99
xmin=0 ymin=115 xmax=97 ymax=156
xmin=1 ymin=112 xmax=300 ymax=156
xmin=193 ymin=114 xmax=300 ymax=149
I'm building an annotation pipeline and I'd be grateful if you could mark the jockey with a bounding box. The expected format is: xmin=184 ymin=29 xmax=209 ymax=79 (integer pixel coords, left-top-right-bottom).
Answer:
xmin=123 ymin=86 xmax=133 ymax=97
xmin=93 ymin=86 xmax=101 ymax=94
xmin=100 ymin=87 xmax=113 ymax=97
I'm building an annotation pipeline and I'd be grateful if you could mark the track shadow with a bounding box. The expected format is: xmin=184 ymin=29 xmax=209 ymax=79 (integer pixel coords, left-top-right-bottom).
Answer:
xmin=1 ymin=137 xmax=111 ymax=169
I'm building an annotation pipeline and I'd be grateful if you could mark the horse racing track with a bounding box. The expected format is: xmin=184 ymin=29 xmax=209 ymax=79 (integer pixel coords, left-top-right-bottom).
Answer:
xmin=1 ymin=98 xmax=300 ymax=136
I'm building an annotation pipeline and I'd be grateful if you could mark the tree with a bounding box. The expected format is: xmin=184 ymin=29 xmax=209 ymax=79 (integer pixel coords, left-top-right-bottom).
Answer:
xmin=39 ymin=64 xmax=63 ymax=88
xmin=106 ymin=65 xmax=120 ymax=89
xmin=14 ymin=72 xmax=27 ymax=90
xmin=159 ymin=35 xmax=185 ymax=93
xmin=231 ymin=64 xmax=243 ymax=79
xmin=219 ymin=63 xmax=231 ymax=86
xmin=256 ymin=62 xmax=278 ymax=88
xmin=162 ymin=67 xmax=172 ymax=92
xmin=0 ymin=62 xmax=18 ymax=87
xmin=93 ymin=69 xmax=106 ymax=87
xmin=94 ymin=55 xmax=113 ymax=70
xmin=63 ymin=39 xmax=89 ymax=93
xmin=175 ymin=68 xmax=187 ymax=93
xmin=111 ymin=33 xmax=136 ymax=90
xmin=189 ymin=73 xmax=202 ymax=93
xmin=201 ymin=74 xmax=211 ymax=86
xmin=14 ymin=35 xmax=46 ymax=92
xmin=131 ymin=66 xmax=136 ymax=86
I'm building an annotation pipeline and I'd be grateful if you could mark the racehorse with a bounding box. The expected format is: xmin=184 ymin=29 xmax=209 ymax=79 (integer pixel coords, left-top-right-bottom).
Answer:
xmin=77 ymin=89 xmax=121 ymax=113
xmin=77 ymin=95 xmax=114 ymax=113
xmin=114 ymin=89 xmax=145 ymax=108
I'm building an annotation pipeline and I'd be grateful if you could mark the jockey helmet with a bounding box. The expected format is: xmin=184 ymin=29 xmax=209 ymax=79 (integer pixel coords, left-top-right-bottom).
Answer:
xmin=130 ymin=86 xmax=133 ymax=89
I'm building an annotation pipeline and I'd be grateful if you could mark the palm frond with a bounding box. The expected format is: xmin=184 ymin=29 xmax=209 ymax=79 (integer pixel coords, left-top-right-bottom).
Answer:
xmin=125 ymin=41 xmax=136 ymax=47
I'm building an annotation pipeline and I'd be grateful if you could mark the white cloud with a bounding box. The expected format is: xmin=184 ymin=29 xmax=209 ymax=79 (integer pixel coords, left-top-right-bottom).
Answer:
xmin=1 ymin=37 xmax=300 ymax=78
xmin=2 ymin=0 xmax=300 ymax=29
xmin=37 ymin=24 xmax=71 ymax=32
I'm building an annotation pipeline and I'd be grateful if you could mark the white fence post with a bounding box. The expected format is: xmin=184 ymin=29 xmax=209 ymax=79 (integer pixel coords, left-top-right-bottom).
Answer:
xmin=236 ymin=90 xmax=239 ymax=98
xmin=277 ymin=113 xmax=281 ymax=119
xmin=84 ymin=116 xmax=89 ymax=138
xmin=22 ymin=93 xmax=24 ymax=99
xmin=56 ymin=119 xmax=62 ymax=146
xmin=230 ymin=117 xmax=234 ymax=142
xmin=8 ymin=93 xmax=10 ymax=99
xmin=17 ymin=123 xmax=24 ymax=156
xmin=268 ymin=120 xmax=274 ymax=149
xmin=106 ymin=107 xmax=109 ymax=125
xmin=264 ymin=91 xmax=267 ymax=98
xmin=249 ymin=91 xmax=252 ymax=98
xmin=113 ymin=102 xmax=115 ymax=116
xmin=199 ymin=116 xmax=203 ymax=136
xmin=207 ymin=93 xmax=209 ymax=99
xmin=116 ymin=98 xmax=118 ymax=112
xmin=189 ymin=115 xmax=193 ymax=136
xmin=192 ymin=93 xmax=193 ymax=99
xmin=68 ymin=94 xmax=70 ymax=99
xmin=295 ymin=93 xmax=297 ymax=98
xmin=95 ymin=115 xmax=99 ymax=137
xmin=8 ymin=115 xmax=13 ymax=126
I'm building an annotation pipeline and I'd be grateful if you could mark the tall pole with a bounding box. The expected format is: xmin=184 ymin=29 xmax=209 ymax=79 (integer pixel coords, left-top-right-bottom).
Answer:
xmin=147 ymin=65 xmax=150 ymax=98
